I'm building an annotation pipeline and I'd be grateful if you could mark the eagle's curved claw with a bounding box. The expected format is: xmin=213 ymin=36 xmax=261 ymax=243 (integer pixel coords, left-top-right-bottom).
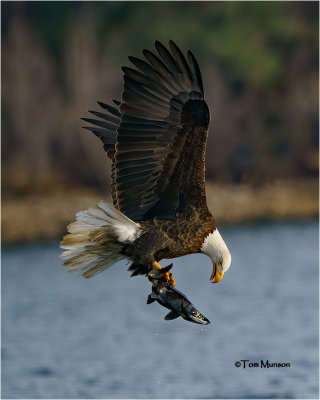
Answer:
xmin=148 ymin=261 xmax=176 ymax=286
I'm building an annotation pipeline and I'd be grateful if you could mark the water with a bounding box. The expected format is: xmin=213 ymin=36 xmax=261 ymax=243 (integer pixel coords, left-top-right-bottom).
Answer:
xmin=2 ymin=221 xmax=319 ymax=399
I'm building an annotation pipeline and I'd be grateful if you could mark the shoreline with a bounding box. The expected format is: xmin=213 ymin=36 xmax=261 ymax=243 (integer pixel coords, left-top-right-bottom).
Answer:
xmin=2 ymin=180 xmax=318 ymax=244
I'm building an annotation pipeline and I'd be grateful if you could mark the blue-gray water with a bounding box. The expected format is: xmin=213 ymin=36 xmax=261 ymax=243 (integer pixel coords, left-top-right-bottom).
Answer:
xmin=2 ymin=221 xmax=319 ymax=399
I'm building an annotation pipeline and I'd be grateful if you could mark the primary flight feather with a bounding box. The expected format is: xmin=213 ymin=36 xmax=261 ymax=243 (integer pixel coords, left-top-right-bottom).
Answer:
xmin=60 ymin=40 xmax=231 ymax=288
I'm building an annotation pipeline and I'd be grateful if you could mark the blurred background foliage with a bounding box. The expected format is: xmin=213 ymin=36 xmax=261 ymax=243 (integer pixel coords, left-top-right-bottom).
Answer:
xmin=2 ymin=1 xmax=319 ymax=196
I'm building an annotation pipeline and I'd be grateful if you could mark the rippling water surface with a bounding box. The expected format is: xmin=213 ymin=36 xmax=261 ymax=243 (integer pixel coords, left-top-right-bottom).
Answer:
xmin=2 ymin=221 xmax=319 ymax=399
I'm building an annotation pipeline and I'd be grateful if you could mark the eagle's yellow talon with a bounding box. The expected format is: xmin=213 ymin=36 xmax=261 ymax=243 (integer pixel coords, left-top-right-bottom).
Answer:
xmin=153 ymin=261 xmax=162 ymax=270
xmin=162 ymin=271 xmax=176 ymax=286
xmin=149 ymin=261 xmax=176 ymax=286
xmin=168 ymin=276 xmax=176 ymax=286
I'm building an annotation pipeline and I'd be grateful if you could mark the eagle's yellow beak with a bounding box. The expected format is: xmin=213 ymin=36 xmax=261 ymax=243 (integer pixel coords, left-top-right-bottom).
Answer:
xmin=210 ymin=263 xmax=224 ymax=283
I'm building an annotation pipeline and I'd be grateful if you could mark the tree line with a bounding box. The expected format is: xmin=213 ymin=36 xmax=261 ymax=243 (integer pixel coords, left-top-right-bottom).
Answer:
xmin=2 ymin=2 xmax=318 ymax=196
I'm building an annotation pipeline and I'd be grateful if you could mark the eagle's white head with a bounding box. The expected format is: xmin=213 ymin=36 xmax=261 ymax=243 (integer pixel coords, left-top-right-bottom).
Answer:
xmin=200 ymin=229 xmax=231 ymax=283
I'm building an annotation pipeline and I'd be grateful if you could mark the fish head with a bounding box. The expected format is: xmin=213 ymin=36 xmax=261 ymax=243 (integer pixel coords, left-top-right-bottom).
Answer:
xmin=183 ymin=304 xmax=210 ymax=325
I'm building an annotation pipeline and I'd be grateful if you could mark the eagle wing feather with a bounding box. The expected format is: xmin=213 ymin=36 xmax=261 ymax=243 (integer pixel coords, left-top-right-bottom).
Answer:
xmin=82 ymin=41 xmax=211 ymax=221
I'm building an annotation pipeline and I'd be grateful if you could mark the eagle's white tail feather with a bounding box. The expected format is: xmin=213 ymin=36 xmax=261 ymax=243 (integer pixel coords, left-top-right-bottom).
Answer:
xmin=60 ymin=201 xmax=140 ymax=278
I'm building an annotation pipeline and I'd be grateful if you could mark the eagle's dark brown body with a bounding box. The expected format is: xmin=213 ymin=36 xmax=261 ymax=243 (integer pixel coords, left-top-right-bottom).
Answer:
xmin=124 ymin=209 xmax=215 ymax=276
xmin=122 ymin=116 xmax=216 ymax=276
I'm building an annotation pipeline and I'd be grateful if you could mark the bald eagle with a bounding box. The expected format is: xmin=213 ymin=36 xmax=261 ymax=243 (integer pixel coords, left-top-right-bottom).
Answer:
xmin=60 ymin=40 xmax=231 ymax=286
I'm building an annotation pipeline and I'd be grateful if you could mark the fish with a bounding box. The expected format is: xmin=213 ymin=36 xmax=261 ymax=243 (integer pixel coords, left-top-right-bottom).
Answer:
xmin=147 ymin=264 xmax=210 ymax=325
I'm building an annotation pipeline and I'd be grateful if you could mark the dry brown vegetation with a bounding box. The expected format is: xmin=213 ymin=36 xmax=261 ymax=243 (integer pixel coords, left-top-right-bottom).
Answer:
xmin=2 ymin=180 xmax=318 ymax=244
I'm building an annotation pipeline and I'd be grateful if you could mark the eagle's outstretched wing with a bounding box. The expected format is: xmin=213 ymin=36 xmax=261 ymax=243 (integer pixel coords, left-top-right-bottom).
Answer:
xmin=83 ymin=40 xmax=211 ymax=221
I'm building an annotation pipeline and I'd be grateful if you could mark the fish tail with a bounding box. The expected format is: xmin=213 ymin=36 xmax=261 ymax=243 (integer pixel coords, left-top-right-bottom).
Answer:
xmin=60 ymin=200 xmax=140 ymax=278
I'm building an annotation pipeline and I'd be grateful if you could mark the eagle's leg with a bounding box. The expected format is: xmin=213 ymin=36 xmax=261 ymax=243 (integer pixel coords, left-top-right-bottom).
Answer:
xmin=148 ymin=261 xmax=176 ymax=286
